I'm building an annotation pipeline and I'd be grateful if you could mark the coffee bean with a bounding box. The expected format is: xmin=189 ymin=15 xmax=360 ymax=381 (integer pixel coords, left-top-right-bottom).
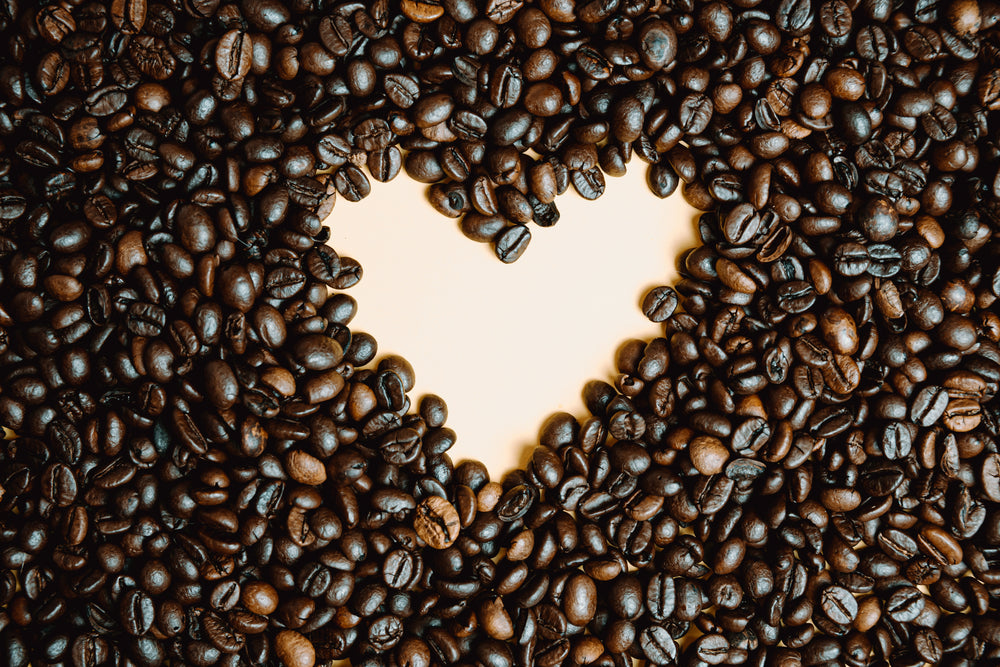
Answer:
xmin=820 ymin=585 xmax=858 ymax=624
xmin=886 ymin=587 xmax=926 ymax=622
xmin=689 ymin=436 xmax=729 ymax=475
xmin=110 ymin=0 xmax=146 ymax=34
xmin=402 ymin=0 xmax=445 ymax=22
xmin=943 ymin=398 xmax=981 ymax=431
xmin=918 ymin=525 xmax=963 ymax=566
xmin=570 ymin=167 xmax=605 ymax=200
xmin=204 ymin=359 xmax=239 ymax=409
xmin=494 ymin=224 xmax=531 ymax=263
xmin=286 ymin=450 xmax=327 ymax=486
xmin=640 ymin=625 xmax=677 ymax=663
xmin=241 ymin=581 xmax=279 ymax=617
xmin=40 ymin=463 xmax=77 ymax=507
xmin=276 ymin=630 xmax=316 ymax=667
xmin=120 ymin=589 xmax=155 ymax=636
xmin=414 ymin=496 xmax=460 ymax=549
xmin=640 ymin=286 xmax=678 ymax=323
xmin=562 ymin=573 xmax=596 ymax=625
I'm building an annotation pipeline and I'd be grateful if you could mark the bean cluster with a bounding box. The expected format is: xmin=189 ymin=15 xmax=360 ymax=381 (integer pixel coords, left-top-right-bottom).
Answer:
xmin=1 ymin=0 xmax=1000 ymax=666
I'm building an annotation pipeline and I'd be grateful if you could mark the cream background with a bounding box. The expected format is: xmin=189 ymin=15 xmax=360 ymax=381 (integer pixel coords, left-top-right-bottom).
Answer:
xmin=326 ymin=167 xmax=696 ymax=478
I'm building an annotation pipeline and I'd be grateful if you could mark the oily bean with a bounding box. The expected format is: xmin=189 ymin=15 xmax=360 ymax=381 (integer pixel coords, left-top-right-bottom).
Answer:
xmin=822 ymin=354 xmax=860 ymax=394
xmin=490 ymin=63 xmax=524 ymax=108
xmin=334 ymin=164 xmax=372 ymax=202
xmin=820 ymin=585 xmax=858 ymax=624
xmin=886 ymin=587 xmax=926 ymax=622
xmin=294 ymin=335 xmax=344 ymax=371
xmin=571 ymin=167 xmax=605 ymax=200
xmin=40 ymin=463 xmax=77 ymax=507
xmin=494 ymin=225 xmax=531 ymax=263
xmin=913 ymin=629 xmax=943 ymax=662
xmin=120 ymin=589 xmax=155 ymax=636
xmin=693 ymin=634 xmax=729 ymax=665
xmin=368 ymin=147 xmax=402 ymax=182
xmin=642 ymin=287 xmax=678 ymax=323
xmin=111 ymin=0 xmax=146 ymax=34
xmin=640 ymin=626 xmax=678 ymax=663
xmin=723 ymin=204 xmax=761 ymax=245
xmin=563 ymin=573 xmax=596 ymax=625
xmin=910 ymin=386 xmax=950 ymax=426
xmin=647 ymin=163 xmax=679 ymax=199
xmin=242 ymin=581 xmax=279 ymax=616
xmin=918 ymin=525 xmax=963 ymax=566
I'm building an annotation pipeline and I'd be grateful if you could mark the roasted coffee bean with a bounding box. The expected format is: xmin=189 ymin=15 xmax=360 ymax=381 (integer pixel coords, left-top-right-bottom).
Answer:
xmin=486 ymin=64 xmax=521 ymax=109
xmin=640 ymin=625 xmax=677 ymax=663
xmin=335 ymin=164 xmax=372 ymax=202
xmin=414 ymin=496 xmax=460 ymax=549
xmin=120 ymin=589 xmax=155 ymax=636
xmin=276 ymin=630 xmax=315 ymax=667
xmin=494 ymin=225 xmax=531 ymax=263
xmin=886 ymin=587 xmax=926 ymax=622
xmin=820 ymin=585 xmax=858 ymax=624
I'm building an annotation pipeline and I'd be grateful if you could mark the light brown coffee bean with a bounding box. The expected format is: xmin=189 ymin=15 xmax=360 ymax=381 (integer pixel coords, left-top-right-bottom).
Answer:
xmin=689 ymin=436 xmax=729 ymax=475
xmin=286 ymin=450 xmax=327 ymax=486
xmin=276 ymin=630 xmax=316 ymax=667
xmin=943 ymin=398 xmax=981 ymax=432
xmin=414 ymin=496 xmax=461 ymax=549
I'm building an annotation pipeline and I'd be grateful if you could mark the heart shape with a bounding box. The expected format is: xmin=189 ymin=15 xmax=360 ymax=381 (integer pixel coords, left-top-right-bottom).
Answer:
xmin=328 ymin=169 xmax=697 ymax=473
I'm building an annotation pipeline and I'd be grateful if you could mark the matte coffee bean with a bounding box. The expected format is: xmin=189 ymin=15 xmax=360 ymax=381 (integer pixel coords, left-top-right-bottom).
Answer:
xmin=414 ymin=496 xmax=460 ymax=549
xmin=689 ymin=436 xmax=729 ymax=475
xmin=276 ymin=630 xmax=315 ymax=667
xmin=286 ymin=450 xmax=327 ymax=486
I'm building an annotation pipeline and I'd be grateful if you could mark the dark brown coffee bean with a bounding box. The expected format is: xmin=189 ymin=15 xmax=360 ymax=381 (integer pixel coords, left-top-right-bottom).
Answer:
xmin=640 ymin=625 xmax=677 ymax=663
xmin=494 ymin=224 xmax=531 ymax=263
xmin=886 ymin=586 xmax=925 ymax=622
xmin=722 ymin=204 xmax=761 ymax=245
xmin=294 ymin=335 xmax=344 ymax=371
xmin=647 ymin=163 xmax=679 ymax=199
xmin=71 ymin=635 xmax=110 ymax=667
xmin=571 ymin=167 xmax=605 ymax=200
xmin=642 ymin=286 xmax=678 ymax=323
xmin=111 ymin=0 xmax=146 ymax=34
xmin=820 ymin=585 xmax=858 ymax=624
xmin=40 ymin=463 xmax=77 ymax=507
xmin=120 ymin=588 xmax=155 ymax=635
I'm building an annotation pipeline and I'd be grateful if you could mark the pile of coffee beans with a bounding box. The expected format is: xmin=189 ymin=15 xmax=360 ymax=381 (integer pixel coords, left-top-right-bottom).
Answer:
xmin=1 ymin=0 xmax=1000 ymax=665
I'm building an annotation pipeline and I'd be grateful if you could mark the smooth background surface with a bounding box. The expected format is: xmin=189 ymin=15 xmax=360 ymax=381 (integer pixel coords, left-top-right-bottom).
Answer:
xmin=327 ymin=167 xmax=697 ymax=478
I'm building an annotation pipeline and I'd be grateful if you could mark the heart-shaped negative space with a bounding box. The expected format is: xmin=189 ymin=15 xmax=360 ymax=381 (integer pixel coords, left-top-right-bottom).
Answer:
xmin=328 ymin=169 xmax=696 ymax=474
